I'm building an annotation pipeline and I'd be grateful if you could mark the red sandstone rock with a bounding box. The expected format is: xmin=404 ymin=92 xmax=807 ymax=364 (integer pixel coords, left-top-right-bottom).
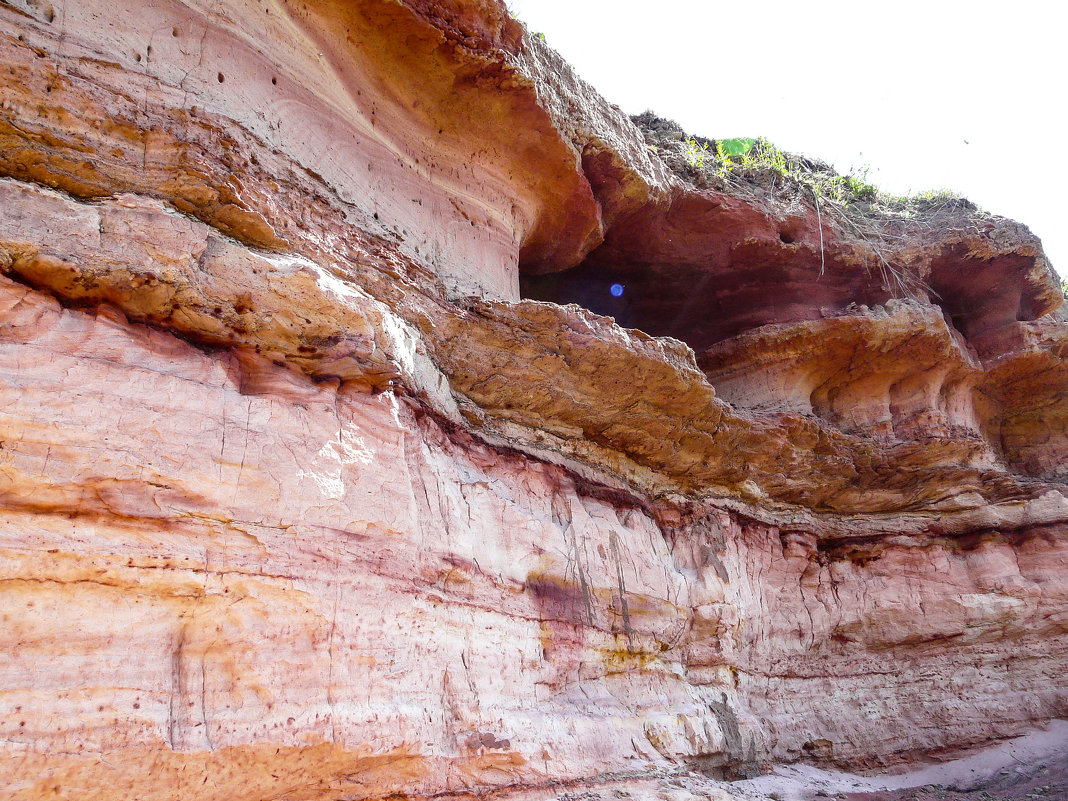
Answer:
xmin=0 ymin=1 xmax=1065 ymax=800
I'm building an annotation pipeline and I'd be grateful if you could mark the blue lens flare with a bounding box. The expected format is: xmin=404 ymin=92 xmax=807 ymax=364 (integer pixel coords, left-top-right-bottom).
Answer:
xmin=610 ymin=283 xmax=624 ymax=298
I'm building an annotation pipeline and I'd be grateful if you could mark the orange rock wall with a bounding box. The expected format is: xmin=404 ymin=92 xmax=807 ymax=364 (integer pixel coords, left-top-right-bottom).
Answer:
xmin=0 ymin=279 xmax=700 ymax=797
xmin=1 ymin=1 xmax=1066 ymax=799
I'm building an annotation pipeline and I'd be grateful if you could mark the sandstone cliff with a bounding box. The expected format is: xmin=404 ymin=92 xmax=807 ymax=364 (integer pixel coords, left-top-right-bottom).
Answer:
xmin=0 ymin=1 xmax=1065 ymax=800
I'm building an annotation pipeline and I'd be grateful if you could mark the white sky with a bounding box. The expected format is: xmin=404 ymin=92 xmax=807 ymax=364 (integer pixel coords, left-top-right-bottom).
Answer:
xmin=507 ymin=0 xmax=1065 ymax=277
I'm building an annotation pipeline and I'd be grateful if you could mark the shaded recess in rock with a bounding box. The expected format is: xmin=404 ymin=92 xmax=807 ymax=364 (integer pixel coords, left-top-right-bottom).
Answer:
xmin=521 ymin=113 xmax=1059 ymax=357
xmin=0 ymin=1 xmax=1067 ymax=799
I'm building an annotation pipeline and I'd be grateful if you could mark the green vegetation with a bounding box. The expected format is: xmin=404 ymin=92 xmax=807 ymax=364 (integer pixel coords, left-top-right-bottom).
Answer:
xmin=684 ymin=135 xmax=879 ymax=204
xmin=684 ymin=137 xmax=709 ymax=169
xmin=636 ymin=112 xmax=985 ymax=298
xmin=718 ymin=137 xmax=757 ymax=157
xmin=668 ymin=125 xmax=978 ymax=297
xmin=676 ymin=131 xmax=974 ymax=219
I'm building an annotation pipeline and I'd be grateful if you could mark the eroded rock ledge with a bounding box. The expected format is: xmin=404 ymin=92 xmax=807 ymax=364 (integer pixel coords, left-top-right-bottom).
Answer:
xmin=0 ymin=1 xmax=1065 ymax=800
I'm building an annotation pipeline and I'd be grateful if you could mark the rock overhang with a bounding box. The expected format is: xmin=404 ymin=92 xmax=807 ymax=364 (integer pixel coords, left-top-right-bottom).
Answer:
xmin=0 ymin=2 xmax=1066 ymax=797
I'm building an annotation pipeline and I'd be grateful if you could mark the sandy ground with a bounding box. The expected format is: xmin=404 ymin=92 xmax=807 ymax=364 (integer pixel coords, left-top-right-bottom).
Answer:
xmin=729 ymin=720 xmax=1068 ymax=801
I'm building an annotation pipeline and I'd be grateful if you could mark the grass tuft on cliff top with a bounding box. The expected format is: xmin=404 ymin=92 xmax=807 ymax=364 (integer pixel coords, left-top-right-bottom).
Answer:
xmin=633 ymin=111 xmax=970 ymax=216
xmin=633 ymin=111 xmax=998 ymax=296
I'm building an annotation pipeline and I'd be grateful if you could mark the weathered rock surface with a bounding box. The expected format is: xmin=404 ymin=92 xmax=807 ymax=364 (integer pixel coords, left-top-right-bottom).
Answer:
xmin=0 ymin=1 xmax=1065 ymax=800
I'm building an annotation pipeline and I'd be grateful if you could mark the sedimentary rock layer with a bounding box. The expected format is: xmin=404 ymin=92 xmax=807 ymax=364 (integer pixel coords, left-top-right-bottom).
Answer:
xmin=0 ymin=1 xmax=1065 ymax=799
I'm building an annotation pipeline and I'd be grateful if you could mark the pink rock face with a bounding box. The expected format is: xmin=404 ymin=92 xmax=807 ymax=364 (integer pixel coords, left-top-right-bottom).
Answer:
xmin=711 ymin=521 xmax=1068 ymax=764
xmin=0 ymin=277 xmax=722 ymax=797
xmin=0 ymin=0 xmax=1066 ymax=799
xmin=6 ymin=280 xmax=1058 ymax=798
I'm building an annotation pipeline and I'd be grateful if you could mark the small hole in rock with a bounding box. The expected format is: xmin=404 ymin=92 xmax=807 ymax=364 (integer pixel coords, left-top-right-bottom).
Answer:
xmin=172 ymin=27 xmax=179 ymax=37
xmin=217 ymin=72 xmax=224 ymax=83
xmin=779 ymin=230 xmax=796 ymax=244
xmin=271 ymin=76 xmax=277 ymax=85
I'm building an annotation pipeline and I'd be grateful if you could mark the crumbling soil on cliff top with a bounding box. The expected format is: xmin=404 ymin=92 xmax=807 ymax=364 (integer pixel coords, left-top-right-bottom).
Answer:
xmin=628 ymin=111 xmax=1059 ymax=305
xmin=631 ymin=110 xmax=973 ymax=214
xmin=631 ymin=110 xmax=1008 ymax=252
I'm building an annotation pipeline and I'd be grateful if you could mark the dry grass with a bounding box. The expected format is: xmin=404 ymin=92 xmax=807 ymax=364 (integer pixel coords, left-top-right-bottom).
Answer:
xmin=632 ymin=111 xmax=1008 ymax=298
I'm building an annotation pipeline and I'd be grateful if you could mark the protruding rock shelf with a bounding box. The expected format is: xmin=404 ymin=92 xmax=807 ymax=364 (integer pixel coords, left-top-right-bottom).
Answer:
xmin=0 ymin=2 xmax=1065 ymax=800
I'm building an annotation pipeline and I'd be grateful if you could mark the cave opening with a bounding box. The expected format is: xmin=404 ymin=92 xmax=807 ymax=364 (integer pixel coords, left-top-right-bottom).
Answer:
xmin=519 ymin=248 xmax=895 ymax=356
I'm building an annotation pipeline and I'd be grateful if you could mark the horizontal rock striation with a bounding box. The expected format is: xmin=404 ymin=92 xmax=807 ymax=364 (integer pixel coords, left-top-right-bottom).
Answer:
xmin=0 ymin=1 xmax=1065 ymax=799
